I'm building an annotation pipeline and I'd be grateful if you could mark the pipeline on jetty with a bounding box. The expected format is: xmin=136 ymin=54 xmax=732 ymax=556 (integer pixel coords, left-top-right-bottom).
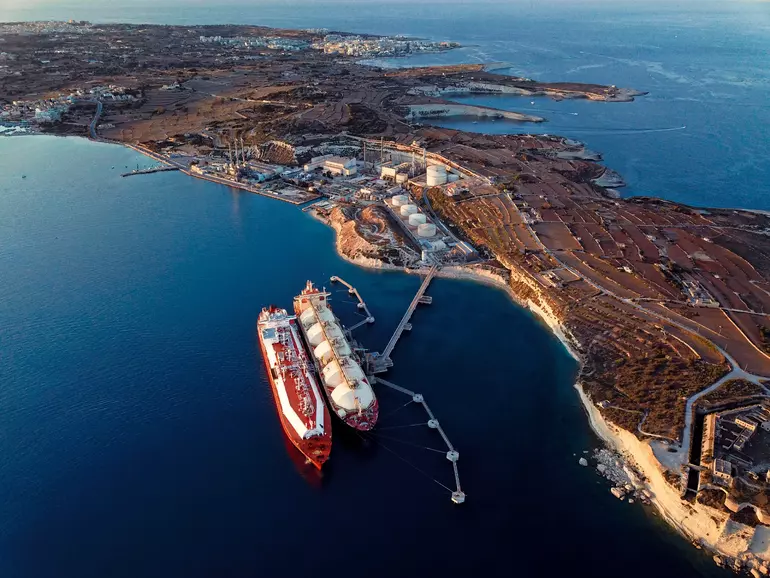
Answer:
xmin=381 ymin=265 xmax=437 ymax=363
xmin=330 ymin=275 xmax=375 ymax=329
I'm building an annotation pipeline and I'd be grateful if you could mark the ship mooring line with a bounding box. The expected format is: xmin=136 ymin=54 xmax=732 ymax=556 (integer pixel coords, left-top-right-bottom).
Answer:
xmin=366 ymin=431 xmax=447 ymax=454
xmin=378 ymin=399 xmax=414 ymax=421
xmin=377 ymin=422 xmax=429 ymax=431
xmin=361 ymin=432 xmax=454 ymax=494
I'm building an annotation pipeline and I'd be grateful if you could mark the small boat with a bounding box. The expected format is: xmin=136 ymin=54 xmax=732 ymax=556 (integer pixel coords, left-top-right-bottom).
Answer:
xmin=21 ymin=175 xmax=26 ymax=179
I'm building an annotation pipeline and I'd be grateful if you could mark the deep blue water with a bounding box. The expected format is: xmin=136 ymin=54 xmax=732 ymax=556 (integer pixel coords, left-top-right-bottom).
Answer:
xmin=1 ymin=2 xmax=766 ymax=576
xmin=0 ymin=136 xmax=730 ymax=577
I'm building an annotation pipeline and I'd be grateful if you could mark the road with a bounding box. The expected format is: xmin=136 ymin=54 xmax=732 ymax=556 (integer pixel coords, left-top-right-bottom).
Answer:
xmin=88 ymin=100 xmax=103 ymax=140
xmin=511 ymin=196 xmax=770 ymax=455
xmin=677 ymin=366 xmax=770 ymax=468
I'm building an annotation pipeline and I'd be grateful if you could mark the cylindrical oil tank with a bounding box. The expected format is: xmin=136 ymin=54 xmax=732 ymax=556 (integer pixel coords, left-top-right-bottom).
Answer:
xmin=400 ymin=204 xmax=418 ymax=216
xmin=392 ymin=194 xmax=409 ymax=207
xmin=447 ymin=173 xmax=460 ymax=182
xmin=418 ymin=223 xmax=437 ymax=237
xmin=426 ymin=165 xmax=447 ymax=187
xmin=408 ymin=213 xmax=427 ymax=226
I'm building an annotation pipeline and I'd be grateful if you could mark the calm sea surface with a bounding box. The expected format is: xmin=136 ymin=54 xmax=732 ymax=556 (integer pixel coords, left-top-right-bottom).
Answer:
xmin=2 ymin=2 xmax=767 ymax=577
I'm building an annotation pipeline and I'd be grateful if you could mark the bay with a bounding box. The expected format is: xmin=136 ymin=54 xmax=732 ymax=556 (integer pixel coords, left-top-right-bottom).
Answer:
xmin=3 ymin=1 xmax=766 ymax=575
xmin=0 ymin=136 xmax=728 ymax=577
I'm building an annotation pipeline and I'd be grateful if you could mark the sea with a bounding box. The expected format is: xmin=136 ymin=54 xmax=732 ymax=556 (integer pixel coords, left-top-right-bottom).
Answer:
xmin=1 ymin=2 xmax=768 ymax=577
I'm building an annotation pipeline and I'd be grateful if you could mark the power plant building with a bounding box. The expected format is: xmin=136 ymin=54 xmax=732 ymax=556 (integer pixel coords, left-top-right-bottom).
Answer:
xmin=323 ymin=156 xmax=358 ymax=176
xmin=303 ymin=155 xmax=358 ymax=176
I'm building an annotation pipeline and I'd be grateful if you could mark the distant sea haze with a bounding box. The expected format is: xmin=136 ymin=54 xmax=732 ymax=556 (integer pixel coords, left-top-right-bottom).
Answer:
xmin=6 ymin=0 xmax=769 ymax=209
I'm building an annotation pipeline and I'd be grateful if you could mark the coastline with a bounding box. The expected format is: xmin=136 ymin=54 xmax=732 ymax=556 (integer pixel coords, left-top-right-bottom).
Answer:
xmin=311 ymin=199 xmax=770 ymax=574
xmin=17 ymin=131 xmax=770 ymax=572
xmin=75 ymin=116 xmax=770 ymax=573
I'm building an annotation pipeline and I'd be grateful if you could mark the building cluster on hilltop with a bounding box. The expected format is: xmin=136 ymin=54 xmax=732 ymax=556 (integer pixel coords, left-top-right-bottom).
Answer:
xmin=312 ymin=34 xmax=459 ymax=57
xmin=1 ymin=84 xmax=135 ymax=124
xmin=0 ymin=21 xmax=93 ymax=35
xmin=199 ymin=35 xmax=309 ymax=51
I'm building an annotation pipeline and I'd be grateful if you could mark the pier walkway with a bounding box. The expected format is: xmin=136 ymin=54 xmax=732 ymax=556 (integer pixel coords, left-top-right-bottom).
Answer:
xmin=121 ymin=166 xmax=179 ymax=178
xmin=330 ymin=276 xmax=375 ymax=331
xmin=381 ymin=265 xmax=438 ymax=361
xmin=374 ymin=377 xmax=465 ymax=504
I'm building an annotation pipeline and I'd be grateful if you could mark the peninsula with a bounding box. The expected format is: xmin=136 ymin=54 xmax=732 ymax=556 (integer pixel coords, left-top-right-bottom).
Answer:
xmin=4 ymin=20 xmax=770 ymax=573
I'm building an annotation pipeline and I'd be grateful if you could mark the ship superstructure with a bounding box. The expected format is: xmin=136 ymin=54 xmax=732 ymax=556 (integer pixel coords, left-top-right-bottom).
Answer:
xmin=257 ymin=306 xmax=331 ymax=468
xmin=294 ymin=282 xmax=379 ymax=430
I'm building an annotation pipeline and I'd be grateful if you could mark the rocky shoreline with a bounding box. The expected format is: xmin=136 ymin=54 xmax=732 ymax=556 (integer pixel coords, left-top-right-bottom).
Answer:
xmin=312 ymin=199 xmax=770 ymax=575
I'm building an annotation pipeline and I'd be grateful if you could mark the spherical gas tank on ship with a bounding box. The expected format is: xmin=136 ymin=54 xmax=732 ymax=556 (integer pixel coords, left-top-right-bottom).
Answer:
xmin=417 ymin=223 xmax=437 ymax=237
xmin=408 ymin=213 xmax=427 ymax=227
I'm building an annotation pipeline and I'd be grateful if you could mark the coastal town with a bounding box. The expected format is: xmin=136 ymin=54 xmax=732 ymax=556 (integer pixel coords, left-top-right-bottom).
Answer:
xmin=6 ymin=19 xmax=770 ymax=574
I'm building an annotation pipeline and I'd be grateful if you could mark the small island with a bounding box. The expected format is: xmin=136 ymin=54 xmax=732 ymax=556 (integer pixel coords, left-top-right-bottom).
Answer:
xmin=4 ymin=20 xmax=770 ymax=574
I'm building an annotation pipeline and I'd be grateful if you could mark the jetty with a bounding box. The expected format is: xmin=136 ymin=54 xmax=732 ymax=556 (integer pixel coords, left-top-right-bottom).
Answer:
xmin=328 ymin=267 xmax=463 ymax=504
xmin=381 ymin=265 xmax=438 ymax=362
xmin=121 ymin=166 xmax=179 ymax=177
xmin=330 ymin=276 xmax=375 ymax=331
xmin=374 ymin=376 xmax=465 ymax=504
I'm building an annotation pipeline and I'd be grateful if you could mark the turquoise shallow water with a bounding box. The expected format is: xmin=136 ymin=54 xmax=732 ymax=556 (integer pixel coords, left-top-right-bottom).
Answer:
xmin=0 ymin=136 xmax=731 ymax=577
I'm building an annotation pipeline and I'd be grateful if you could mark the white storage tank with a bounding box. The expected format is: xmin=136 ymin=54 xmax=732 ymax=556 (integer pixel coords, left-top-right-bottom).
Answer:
xmin=408 ymin=213 xmax=427 ymax=226
xmin=418 ymin=223 xmax=438 ymax=237
xmin=392 ymin=194 xmax=409 ymax=207
xmin=400 ymin=204 xmax=419 ymax=216
xmin=430 ymin=240 xmax=447 ymax=251
xmin=426 ymin=165 xmax=447 ymax=187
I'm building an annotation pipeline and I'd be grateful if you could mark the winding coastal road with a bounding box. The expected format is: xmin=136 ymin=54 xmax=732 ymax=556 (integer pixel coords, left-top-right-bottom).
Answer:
xmin=89 ymin=100 xmax=103 ymax=140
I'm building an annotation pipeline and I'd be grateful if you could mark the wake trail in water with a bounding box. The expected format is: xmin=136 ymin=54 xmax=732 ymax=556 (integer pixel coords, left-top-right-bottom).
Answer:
xmin=542 ymin=125 xmax=687 ymax=135
xmin=527 ymin=107 xmax=580 ymax=116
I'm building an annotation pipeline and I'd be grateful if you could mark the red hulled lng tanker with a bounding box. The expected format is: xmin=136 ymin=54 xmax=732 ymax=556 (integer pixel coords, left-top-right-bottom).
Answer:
xmin=257 ymin=306 xmax=331 ymax=469
xmin=294 ymin=282 xmax=379 ymax=431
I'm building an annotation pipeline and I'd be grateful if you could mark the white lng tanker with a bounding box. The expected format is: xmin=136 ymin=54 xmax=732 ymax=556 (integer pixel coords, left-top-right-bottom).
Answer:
xmin=293 ymin=281 xmax=379 ymax=430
